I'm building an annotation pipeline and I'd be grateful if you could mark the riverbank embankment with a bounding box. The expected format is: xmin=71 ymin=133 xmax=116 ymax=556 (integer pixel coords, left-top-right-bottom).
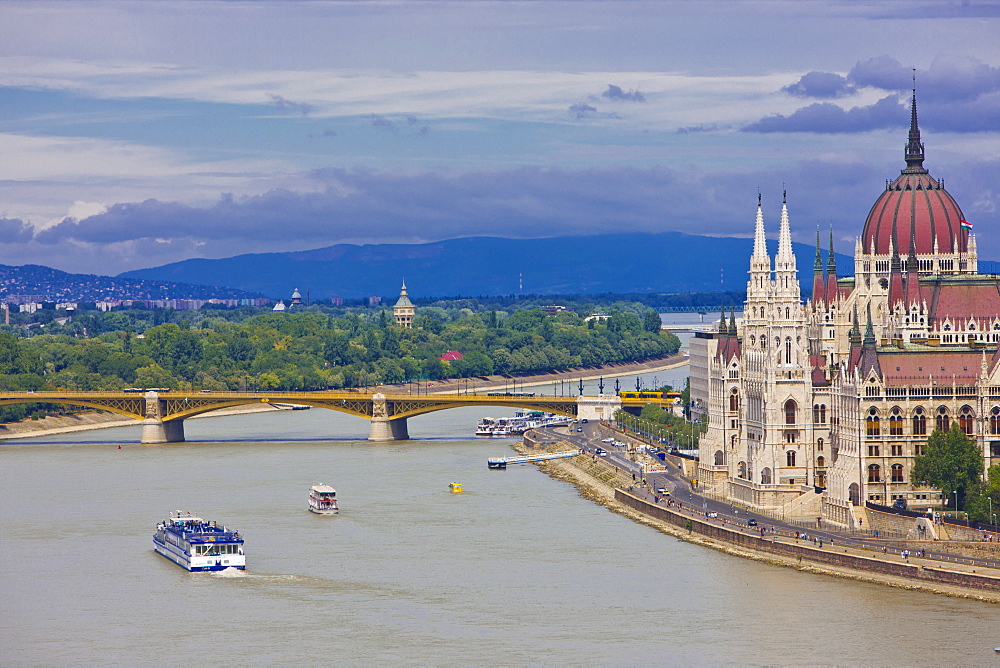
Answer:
xmin=515 ymin=437 xmax=1000 ymax=604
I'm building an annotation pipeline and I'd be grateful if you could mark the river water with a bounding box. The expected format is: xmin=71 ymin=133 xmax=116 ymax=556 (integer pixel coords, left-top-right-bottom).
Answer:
xmin=2 ymin=370 xmax=999 ymax=665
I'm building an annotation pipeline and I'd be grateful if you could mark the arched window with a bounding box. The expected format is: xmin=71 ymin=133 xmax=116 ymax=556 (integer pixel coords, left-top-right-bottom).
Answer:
xmin=867 ymin=464 xmax=881 ymax=483
xmin=761 ymin=467 xmax=772 ymax=485
xmin=912 ymin=407 xmax=927 ymax=435
xmin=812 ymin=404 xmax=826 ymax=424
xmin=866 ymin=408 xmax=880 ymax=436
xmin=729 ymin=390 xmax=739 ymax=412
xmin=784 ymin=399 xmax=797 ymax=425
xmin=714 ymin=450 xmax=725 ymax=466
xmin=990 ymin=407 xmax=1000 ymax=435
xmin=889 ymin=407 xmax=903 ymax=436
xmin=817 ymin=456 xmax=825 ymax=468
xmin=959 ymin=406 xmax=974 ymax=435
xmin=936 ymin=406 xmax=950 ymax=432
xmin=817 ymin=437 xmax=824 ymax=451
xmin=737 ymin=461 xmax=747 ymax=479
xmin=785 ymin=339 xmax=792 ymax=364
xmin=890 ymin=464 xmax=904 ymax=483
xmin=786 ymin=450 xmax=796 ymax=467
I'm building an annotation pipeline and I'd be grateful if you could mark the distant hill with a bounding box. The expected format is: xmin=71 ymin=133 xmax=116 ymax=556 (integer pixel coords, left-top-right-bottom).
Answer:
xmin=0 ymin=263 xmax=263 ymax=303
xmin=119 ymin=232 xmax=854 ymax=300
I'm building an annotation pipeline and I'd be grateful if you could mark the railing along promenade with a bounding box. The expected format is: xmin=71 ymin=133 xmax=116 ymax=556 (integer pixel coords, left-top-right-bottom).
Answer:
xmin=0 ymin=389 xmax=661 ymax=443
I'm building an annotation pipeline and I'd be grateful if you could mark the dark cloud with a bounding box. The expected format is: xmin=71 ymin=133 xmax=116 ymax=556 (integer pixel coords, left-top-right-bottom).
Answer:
xmin=370 ymin=114 xmax=395 ymax=130
xmin=743 ymin=95 xmax=905 ymax=133
xmin=601 ymin=84 xmax=645 ymax=102
xmin=0 ymin=218 xmax=34 ymax=244
xmin=848 ymin=55 xmax=1000 ymax=102
xmin=569 ymin=102 xmax=597 ymax=118
xmin=308 ymin=129 xmax=337 ymax=138
xmin=15 ymin=151 xmax=999 ymax=275
xmin=266 ymin=93 xmax=314 ymax=116
xmin=847 ymin=56 xmax=911 ymax=92
xmin=782 ymin=71 xmax=855 ymax=99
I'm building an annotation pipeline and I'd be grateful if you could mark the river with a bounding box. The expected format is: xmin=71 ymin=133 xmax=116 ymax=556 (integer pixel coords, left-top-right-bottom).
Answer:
xmin=2 ymin=367 xmax=999 ymax=665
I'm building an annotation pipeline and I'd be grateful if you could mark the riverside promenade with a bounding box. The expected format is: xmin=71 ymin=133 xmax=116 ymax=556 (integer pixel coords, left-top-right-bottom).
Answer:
xmin=519 ymin=425 xmax=1000 ymax=603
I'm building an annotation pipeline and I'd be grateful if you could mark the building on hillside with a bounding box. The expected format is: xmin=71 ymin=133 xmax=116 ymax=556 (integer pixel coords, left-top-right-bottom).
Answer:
xmin=393 ymin=281 xmax=415 ymax=328
xmin=290 ymin=288 xmax=303 ymax=306
xmin=693 ymin=89 xmax=1000 ymax=527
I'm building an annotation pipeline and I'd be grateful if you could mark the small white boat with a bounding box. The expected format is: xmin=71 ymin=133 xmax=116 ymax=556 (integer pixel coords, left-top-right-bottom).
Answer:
xmin=309 ymin=484 xmax=339 ymax=514
xmin=153 ymin=511 xmax=245 ymax=572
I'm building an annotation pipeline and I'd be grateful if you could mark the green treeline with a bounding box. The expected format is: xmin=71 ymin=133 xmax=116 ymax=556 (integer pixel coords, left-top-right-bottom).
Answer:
xmin=0 ymin=301 xmax=679 ymax=422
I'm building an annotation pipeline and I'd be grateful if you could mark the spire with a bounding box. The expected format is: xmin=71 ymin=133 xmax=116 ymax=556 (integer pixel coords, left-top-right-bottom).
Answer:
xmin=864 ymin=303 xmax=876 ymax=346
xmin=904 ymin=69 xmax=926 ymax=172
xmin=775 ymin=190 xmax=795 ymax=268
xmin=813 ymin=228 xmax=823 ymax=274
xmin=729 ymin=307 xmax=738 ymax=336
xmin=850 ymin=305 xmax=861 ymax=347
xmin=812 ymin=227 xmax=825 ymax=305
xmin=751 ymin=193 xmax=768 ymax=262
xmin=719 ymin=304 xmax=728 ymax=334
xmin=825 ymin=226 xmax=838 ymax=302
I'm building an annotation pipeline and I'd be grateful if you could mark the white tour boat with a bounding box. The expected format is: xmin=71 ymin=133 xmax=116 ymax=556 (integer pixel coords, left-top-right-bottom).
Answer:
xmin=153 ymin=511 xmax=245 ymax=572
xmin=309 ymin=484 xmax=339 ymax=514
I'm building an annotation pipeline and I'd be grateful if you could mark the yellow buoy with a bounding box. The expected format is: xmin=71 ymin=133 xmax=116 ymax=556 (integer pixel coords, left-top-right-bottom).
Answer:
xmin=449 ymin=482 xmax=463 ymax=493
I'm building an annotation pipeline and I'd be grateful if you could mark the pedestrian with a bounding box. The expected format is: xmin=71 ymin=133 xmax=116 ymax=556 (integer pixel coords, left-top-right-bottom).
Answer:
xmin=903 ymin=549 xmax=909 ymax=560
xmin=818 ymin=539 xmax=823 ymax=548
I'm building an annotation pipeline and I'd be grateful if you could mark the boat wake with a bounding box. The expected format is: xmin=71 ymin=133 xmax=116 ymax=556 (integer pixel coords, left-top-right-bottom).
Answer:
xmin=213 ymin=566 xmax=248 ymax=578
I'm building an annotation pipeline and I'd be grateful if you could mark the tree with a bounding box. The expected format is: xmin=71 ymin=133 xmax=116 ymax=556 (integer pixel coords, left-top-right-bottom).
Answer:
xmin=910 ymin=423 xmax=983 ymax=510
xmin=643 ymin=310 xmax=663 ymax=333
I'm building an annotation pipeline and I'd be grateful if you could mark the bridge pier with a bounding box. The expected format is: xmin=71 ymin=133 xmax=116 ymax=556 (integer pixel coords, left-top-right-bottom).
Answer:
xmin=368 ymin=417 xmax=409 ymax=441
xmin=140 ymin=390 xmax=185 ymax=443
xmin=576 ymin=394 xmax=622 ymax=421
xmin=141 ymin=418 xmax=186 ymax=443
xmin=367 ymin=392 xmax=409 ymax=441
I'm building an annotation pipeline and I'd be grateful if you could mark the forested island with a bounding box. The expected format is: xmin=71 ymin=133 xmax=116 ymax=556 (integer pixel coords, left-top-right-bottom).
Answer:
xmin=0 ymin=299 xmax=680 ymax=423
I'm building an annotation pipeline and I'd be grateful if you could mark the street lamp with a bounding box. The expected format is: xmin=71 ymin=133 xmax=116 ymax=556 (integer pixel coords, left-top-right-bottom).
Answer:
xmin=953 ymin=490 xmax=958 ymax=516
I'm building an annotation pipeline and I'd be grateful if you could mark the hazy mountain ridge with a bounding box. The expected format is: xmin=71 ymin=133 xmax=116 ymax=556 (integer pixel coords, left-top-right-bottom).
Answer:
xmin=118 ymin=232 xmax=854 ymax=300
xmin=0 ymin=263 xmax=263 ymax=303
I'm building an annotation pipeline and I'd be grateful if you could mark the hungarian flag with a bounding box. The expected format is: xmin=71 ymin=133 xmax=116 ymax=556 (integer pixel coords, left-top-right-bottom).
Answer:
xmin=961 ymin=220 xmax=973 ymax=231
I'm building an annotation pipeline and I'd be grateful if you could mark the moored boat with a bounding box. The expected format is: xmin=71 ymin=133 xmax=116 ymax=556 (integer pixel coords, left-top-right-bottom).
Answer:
xmin=153 ymin=511 xmax=245 ymax=571
xmin=309 ymin=484 xmax=339 ymax=514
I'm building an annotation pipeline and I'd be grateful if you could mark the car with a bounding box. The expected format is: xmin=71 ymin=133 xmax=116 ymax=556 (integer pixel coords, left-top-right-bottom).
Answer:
xmin=656 ymin=487 xmax=668 ymax=495
xmin=707 ymin=512 xmax=719 ymax=518
xmin=747 ymin=518 xmax=758 ymax=527
xmin=595 ymin=447 xmax=608 ymax=456
xmin=892 ymin=498 xmax=907 ymax=510
xmin=576 ymin=427 xmax=584 ymax=432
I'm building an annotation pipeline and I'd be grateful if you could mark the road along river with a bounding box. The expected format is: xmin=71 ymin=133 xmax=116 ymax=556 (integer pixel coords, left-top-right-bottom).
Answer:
xmin=2 ymin=401 xmax=999 ymax=665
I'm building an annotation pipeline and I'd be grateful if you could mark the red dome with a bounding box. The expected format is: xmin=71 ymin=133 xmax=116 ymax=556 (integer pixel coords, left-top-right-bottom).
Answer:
xmin=861 ymin=170 xmax=968 ymax=256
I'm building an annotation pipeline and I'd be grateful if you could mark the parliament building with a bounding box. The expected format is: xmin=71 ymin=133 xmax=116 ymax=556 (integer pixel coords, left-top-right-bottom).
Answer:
xmin=693 ymin=91 xmax=1000 ymax=527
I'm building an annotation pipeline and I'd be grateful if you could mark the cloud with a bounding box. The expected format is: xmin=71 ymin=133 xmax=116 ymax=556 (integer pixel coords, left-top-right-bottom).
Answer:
xmin=0 ymin=217 xmax=34 ymax=244
xmin=743 ymin=95 xmax=905 ymax=133
xmin=601 ymin=84 xmax=645 ymax=102
xmin=266 ymin=93 xmax=314 ymax=116
xmin=569 ymin=102 xmax=597 ymax=118
xmin=308 ymin=129 xmax=337 ymax=138
xmin=782 ymin=71 xmax=855 ymax=99
xmin=370 ymin=114 xmax=395 ymax=130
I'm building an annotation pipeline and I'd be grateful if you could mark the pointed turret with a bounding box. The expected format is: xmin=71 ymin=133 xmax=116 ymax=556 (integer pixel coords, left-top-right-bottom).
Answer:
xmin=729 ymin=307 xmax=738 ymax=336
xmin=859 ymin=303 xmax=882 ymax=378
xmin=812 ymin=228 xmax=826 ymax=306
xmin=775 ymin=190 xmax=795 ymax=272
xmin=825 ymin=227 xmax=839 ymax=303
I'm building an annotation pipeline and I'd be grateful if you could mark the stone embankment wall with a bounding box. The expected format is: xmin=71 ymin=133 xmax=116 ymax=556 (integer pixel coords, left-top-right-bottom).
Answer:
xmin=615 ymin=490 xmax=1000 ymax=593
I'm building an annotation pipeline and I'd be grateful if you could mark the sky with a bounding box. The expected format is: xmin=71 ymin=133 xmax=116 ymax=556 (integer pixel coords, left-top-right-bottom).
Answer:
xmin=1 ymin=0 xmax=998 ymax=277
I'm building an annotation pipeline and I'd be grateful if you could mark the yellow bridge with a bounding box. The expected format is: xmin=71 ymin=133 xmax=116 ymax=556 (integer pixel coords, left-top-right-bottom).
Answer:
xmin=0 ymin=390 xmax=655 ymax=443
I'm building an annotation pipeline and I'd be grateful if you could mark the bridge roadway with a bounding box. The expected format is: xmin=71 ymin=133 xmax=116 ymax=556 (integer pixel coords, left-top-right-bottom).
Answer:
xmin=0 ymin=390 xmax=656 ymax=443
